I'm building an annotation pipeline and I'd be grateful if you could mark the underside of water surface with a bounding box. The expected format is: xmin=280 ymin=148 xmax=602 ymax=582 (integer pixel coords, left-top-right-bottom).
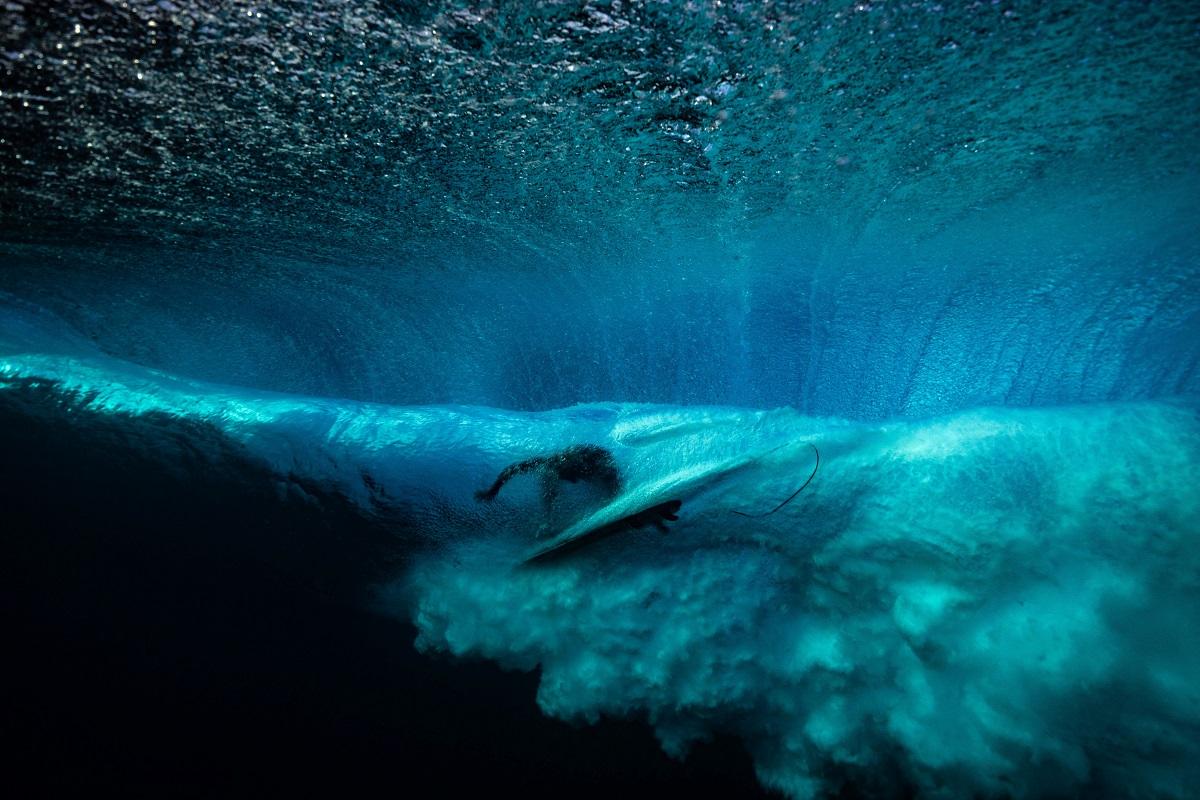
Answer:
xmin=2 ymin=1 xmax=1198 ymax=798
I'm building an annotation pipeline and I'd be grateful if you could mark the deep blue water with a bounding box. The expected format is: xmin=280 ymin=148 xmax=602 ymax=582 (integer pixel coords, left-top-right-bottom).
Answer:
xmin=2 ymin=1 xmax=1199 ymax=797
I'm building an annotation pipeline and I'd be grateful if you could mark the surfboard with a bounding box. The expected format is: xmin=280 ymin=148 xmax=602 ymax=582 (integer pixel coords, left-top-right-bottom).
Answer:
xmin=521 ymin=443 xmax=791 ymax=565
xmin=524 ymin=499 xmax=682 ymax=564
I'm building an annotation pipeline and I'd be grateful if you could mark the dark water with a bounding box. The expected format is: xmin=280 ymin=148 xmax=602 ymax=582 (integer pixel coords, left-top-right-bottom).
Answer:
xmin=1 ymin=380 xmax=774 ymax=796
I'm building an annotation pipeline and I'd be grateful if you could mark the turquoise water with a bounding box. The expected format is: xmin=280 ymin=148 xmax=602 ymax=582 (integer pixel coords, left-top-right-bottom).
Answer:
xmin=2 ymin=0 xmax=1199 ymax=796
xmin=2 ymin=0 xmax=1198 ymax=414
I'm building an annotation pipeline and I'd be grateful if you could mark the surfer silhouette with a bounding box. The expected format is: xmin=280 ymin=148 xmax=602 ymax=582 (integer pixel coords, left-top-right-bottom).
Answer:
xmin=475 ymin=444 xmax=622 ymax=515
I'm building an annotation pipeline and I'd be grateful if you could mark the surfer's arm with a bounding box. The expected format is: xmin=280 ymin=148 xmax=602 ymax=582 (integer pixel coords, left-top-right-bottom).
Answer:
xmin=475 ymin=456 xmax=547 ymax=501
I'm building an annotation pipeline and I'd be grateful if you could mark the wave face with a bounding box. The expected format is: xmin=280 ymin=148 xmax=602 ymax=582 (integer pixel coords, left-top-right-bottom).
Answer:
xmin=3 ymin=330 xmax=1198 ymax=798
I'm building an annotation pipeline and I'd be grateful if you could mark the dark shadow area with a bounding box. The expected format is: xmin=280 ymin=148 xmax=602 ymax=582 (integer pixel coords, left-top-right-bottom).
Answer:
xmin=0 ymin=379 xmax=777 ymax=797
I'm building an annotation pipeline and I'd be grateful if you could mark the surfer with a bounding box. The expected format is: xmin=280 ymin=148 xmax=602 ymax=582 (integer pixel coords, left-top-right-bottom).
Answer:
xmin=475 ymin=443 xmax=622 ymax=514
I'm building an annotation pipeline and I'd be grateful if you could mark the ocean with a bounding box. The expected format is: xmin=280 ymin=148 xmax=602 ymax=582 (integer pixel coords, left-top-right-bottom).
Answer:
xmin=2 ymin=1 xmax=1198 ymax=797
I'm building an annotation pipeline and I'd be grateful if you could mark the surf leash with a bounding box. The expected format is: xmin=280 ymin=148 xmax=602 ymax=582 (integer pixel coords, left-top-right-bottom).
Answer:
xmin=731 ymin=442 xmax=819 ymax=518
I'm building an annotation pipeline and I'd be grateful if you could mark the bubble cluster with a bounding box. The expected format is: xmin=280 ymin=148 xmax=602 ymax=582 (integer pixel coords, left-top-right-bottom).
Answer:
xmin=1 ymin=0 xmax=1197 ymax=257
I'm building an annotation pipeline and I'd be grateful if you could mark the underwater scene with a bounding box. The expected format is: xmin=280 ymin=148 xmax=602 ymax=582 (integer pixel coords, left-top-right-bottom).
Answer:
xmin=2 ymin=1 xmax=1198 ymax=797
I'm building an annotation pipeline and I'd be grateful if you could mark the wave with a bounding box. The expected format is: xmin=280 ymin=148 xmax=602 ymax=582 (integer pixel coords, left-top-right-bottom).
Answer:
xmin=4 ymin=305 xmax=1199 ymax=798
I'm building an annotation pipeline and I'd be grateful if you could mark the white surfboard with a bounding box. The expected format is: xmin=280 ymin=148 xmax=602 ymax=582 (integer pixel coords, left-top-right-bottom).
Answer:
xmin=523 ymin=444 xmax=789 ymax=564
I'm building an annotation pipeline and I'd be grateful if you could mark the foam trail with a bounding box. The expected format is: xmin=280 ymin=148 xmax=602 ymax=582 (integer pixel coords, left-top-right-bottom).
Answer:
xmin=403 ymin=402 xmax=1200 ymax=798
